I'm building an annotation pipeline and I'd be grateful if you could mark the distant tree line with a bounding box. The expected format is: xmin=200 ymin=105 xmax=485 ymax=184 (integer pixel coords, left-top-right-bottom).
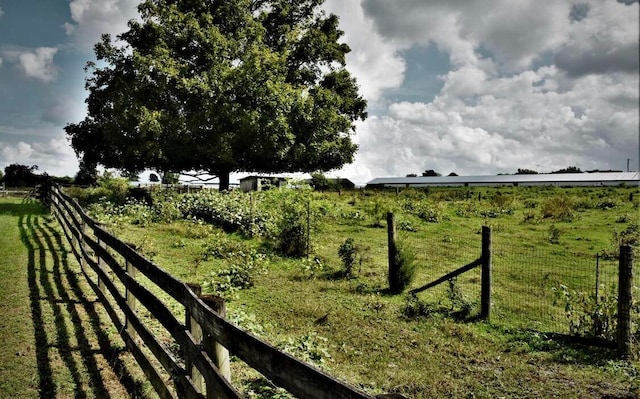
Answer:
xmin=407 ymin=166 xmax=624 ymax=177
xmin=0 ymin=164 xmax=73 ymax=187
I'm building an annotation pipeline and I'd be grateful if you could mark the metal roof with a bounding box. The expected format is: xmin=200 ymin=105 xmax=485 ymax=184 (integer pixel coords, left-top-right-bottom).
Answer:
xmin=367 ymin=172 xmax=640 ymax=186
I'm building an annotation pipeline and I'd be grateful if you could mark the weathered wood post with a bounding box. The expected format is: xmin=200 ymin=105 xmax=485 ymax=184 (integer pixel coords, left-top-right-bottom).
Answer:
xmin=481 ymin=226 xmax=492 ymax=320
xmin=186 ymin=283 xmax=204 ymax=392
xmin=387 ymin=212 xmax=399 ymax=292
xmin=125 ymin=259 xmax=138 ymax=341
xmin=617 ymin=245 xmax=634 ymax=358
xmin=306 ymin=199 xmax=311 ymax=258
xmin=201 ymin=295 xmax=231 ymax=385
xmin=97 ymin=238 xmax=107 ymax=294
xmin=78 ymin=209 xmax=87 ymax=272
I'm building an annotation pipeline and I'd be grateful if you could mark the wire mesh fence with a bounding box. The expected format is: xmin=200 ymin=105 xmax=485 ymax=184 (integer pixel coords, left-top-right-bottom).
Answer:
xmin=402 ymin=228 xmax=483 ymax=317
xmin=405 ymin=226 xmax=637 ymax=337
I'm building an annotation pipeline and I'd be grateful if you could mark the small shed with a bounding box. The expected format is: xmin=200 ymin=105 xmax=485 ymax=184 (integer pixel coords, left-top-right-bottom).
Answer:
xmin=239 ymin=176 xmax=288 ymax=192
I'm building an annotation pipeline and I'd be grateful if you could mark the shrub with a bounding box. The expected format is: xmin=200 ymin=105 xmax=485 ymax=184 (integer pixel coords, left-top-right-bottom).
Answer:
xmin=276 ymin=207 xmax=309 ymax=258
xmin=389 ymin=239 xmax=417 ymax=294
xmin=491 ymin=193 xmax=514 ymax=211
xmin=366 ymin=198 xmax=388 ymax=227
xmin=414 ymin=200 xmax=446 ymax=223
xmin=553 ymin=284 xmax=618 ymax=340
xmin=541 ymin=195 xmax=575 ymax=221
xmin=203 ymin=250 xmax=267 ymax=299
xmin=548 ymin=224 xmax=562 ymax=244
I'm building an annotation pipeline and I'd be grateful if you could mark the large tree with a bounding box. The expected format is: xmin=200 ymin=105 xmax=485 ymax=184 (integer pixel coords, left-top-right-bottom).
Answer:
xmin=65 ymin=0 xmax=367 ymax=190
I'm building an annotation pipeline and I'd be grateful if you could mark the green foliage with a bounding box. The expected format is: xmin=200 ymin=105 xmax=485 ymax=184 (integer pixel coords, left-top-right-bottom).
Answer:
xmin=366 ymin=198 xmax=388 ymax=227
xmin=65 ymin=0 xmax=367 ymax=190
xmin=388 ymin=239 xmax=417 ymax=294
xmin=310 ymin=172 xmax=331 ymax=191
xmin=161 ymin=172 xmax=180 ymax=185
xmin=337 ymin=238 xmax=369 ymax=278
xmin=275 ymin=201 xmax=309 ymax=258
xmin=491 ymin=193 xmax=514 ymax=211
xmin=553 ymin=285 xmax=618 ymax=340
xmin=3 ymin=163 xmax=41 ymax=186
xmin=281 ymin=333 xmax=332 ymax=367
xmin=203 ymin=249 xmax=267 ymax=299
xmin=446 ymin=277 xmax=472 ymax=314
xmin=338 ymin=238 xmax=357 ymax=277
xmin=541 ymin=194 xmax=575 ymax=221
xmin=299 ymin=256 xmax=326 ymax=279
xmin=413 ymin=200 xmax=446 ymax=223
xmin=548 ymin=224 xmax=562 ymax=244
xmin=53 ymin=186 xmax=640 ymax=398
xmin=179 ymin=190 xmax=266 ymax=236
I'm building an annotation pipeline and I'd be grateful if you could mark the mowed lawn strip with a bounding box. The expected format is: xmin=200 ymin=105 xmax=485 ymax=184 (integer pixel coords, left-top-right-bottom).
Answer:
xmin=0 ymin=197 xmax=153 ymax=399
xmin=0 ymin=197 xmax=42 ymax=398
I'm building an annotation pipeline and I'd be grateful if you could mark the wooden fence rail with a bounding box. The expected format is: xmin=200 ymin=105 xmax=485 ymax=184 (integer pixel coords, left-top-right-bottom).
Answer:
xmin=47 ymin=185 xmax=379 ymax=399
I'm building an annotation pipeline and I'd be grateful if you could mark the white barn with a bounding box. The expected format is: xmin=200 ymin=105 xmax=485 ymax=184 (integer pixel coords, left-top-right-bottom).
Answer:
xmin=366 ymin=172 xmax=640 ymax=188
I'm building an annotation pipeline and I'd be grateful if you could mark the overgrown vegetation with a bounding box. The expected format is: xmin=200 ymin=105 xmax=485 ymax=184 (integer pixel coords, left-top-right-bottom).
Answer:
xmin=61 ymin=183 xmax=640 ymax=398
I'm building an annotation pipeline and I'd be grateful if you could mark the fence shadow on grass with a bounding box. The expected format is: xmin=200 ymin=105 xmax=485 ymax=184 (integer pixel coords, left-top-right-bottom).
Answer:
xmin=18 ymin=201 xmax=145 ymax=399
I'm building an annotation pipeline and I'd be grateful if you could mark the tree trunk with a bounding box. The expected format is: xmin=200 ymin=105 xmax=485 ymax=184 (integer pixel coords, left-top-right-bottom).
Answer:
xmin=218 ymin=170 xmax=230 ymax=191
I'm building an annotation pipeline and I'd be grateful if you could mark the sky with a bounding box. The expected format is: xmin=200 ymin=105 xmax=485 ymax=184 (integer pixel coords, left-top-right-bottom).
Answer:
xmin=0 ymin=0 xmax=638 ymax=186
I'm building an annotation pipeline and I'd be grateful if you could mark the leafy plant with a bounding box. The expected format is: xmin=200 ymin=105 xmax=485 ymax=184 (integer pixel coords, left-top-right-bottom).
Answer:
xmin=447 ymin=277 xmax=472 ymax=314
xmin=366 ymin=198 xmax=387 ymax=227
xmin=299 ymin=256 xmax=325 ymax=279
xmin=553 ymin=284 xmax=618 ymax=340
xmin=203 ymin=250 xmax=267 ymax=299
xmin=548 ymin=224 xmax=562 ymax=244
xmin=389 ymin=239 xmax=417 ymax=294
xmin=276 ymin=200 xmax=310 ymax=258
xmin=281 ymin=333 xmax=332 ymax=367
xmin=541 ymin=195 xmax=575 ymax=221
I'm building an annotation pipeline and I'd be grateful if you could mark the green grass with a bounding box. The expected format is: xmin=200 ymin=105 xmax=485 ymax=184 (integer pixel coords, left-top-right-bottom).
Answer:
xmin=79 ymin=185 xmax=640 ymax=398
xmin=0 ymin=197 xmax=153 ymax=399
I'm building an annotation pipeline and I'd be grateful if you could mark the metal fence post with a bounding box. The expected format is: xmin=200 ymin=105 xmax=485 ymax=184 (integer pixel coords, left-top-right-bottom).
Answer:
xmin=481 ymin=226 xmax=492 ymax=320
xmin=617 ymin=245 xmax=634 ymax=358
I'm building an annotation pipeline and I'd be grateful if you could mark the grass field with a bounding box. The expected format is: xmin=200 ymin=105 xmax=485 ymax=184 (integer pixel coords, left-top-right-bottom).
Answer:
xmin=2 ymin=184 xmax=639 ymax=398
xmin=0 ymin=196 xmax=153 ymax=399
xmin=66 ymin=183 xmax=639 ymax=398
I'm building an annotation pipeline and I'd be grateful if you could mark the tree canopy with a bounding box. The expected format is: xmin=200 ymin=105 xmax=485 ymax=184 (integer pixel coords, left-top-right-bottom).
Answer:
xmin=65 ymin=0 xmax=367 ymax=190
xmin=3 ymin=164 xmax=41 ymax=187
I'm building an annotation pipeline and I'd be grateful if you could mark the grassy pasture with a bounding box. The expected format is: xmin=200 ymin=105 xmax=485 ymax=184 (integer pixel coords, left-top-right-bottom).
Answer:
xmin=69 ymin=183 xmax=639 ymax=398
xmin=0 ymin=196 xmax=152 ymax=399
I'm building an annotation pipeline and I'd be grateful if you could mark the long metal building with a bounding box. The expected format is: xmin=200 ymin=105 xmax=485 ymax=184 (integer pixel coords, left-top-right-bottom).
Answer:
xmin=366 ymin=172 xmax=640 ymax=188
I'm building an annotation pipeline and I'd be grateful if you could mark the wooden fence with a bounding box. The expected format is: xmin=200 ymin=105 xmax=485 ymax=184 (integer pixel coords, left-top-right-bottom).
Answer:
xmin=46 ymin=184 xmax=381 ymax=399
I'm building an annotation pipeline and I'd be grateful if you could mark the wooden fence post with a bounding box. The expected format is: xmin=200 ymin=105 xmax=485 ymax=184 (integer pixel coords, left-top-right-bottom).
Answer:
xmin=481 ymin=226 xmax=492 ymax=320
xmin=78 ymin=213 xmax=87 ymax=272
xmin=186 ymin=283 xmax=204 ymax=393
xmin=617 ymin=245 xmax=634 ymax=358
xmin=97 ymin=238 xmax=106 ymax=294
xmin=387 ymin=212 xmax=398 ymax=292
xmin=201 ymin=295 xmax=231 ymax=386
xmin=125 ymin=259 xmax=138 ymax=341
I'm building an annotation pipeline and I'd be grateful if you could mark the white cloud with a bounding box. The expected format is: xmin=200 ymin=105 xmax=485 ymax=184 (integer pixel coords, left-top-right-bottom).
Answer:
xmin=555 ymin=0 xmax=639 ymax=76
xmin=0 ymin=6 xmax=4 ymax=18
xmin=3 ymin=47 xmax=59 ymax=82
xmin=323 ymin=0 xmax=406 ymax=102
xmin=344 ymin=62 xmax=638 ymax=179
xmin=328 ymin=0 xmax=639 ymax=182
xmin=66 ymin=0 xmax=140 ymax=50
xmin=0 ymin=56 xmax=3 ymax=67
xmin=361 ymin=0 xmax=572 ymax=73
xmin=0 ymin=138 xmax=78 ymax=177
